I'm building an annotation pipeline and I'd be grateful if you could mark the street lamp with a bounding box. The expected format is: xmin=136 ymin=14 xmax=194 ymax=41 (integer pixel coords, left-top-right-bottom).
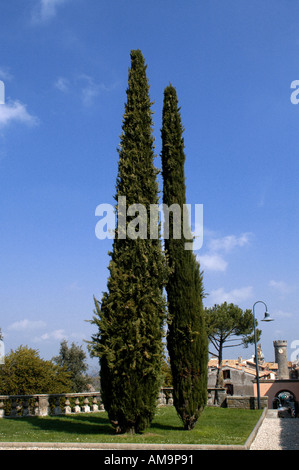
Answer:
xmin=253 ymin=301 xmax=274 ymax=409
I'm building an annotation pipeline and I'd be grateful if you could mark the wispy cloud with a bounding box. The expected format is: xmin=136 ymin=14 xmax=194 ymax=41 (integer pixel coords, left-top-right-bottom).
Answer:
xmin=36 ymin=329 xmax=67 ymax=342
xmin=33 ymin=328 xmax=85 ymax=343
xmin=54 ymin=76 xmax=70 ymax=93
xmin=207 ymin=286 xmax=253 ymax=306
xmin=6 ymin=317 xmax=84 ymax=345
xmin=0 ymin=67 xmax=13 ymax=82
xmin=79 ymin=75 xmax=101 ymax=107
xmin=208 ymin=233 xmax=251 ymax=253
xmin=32 ymin=0 xmax=70 ymax=23
xmin=65 ymin=281 xmax=83 ymax=292
xmin=198 ymin=232 xmax=252 ymax=272
xmin=54 ymin=73 xmax=117 ymax=107
xmin=0 ymin=100 xmax=38 ymax=129
xmin=8 ymin=319 xmax=47 ymax=331
xmin=273 ymin=309 xmax=293 ymax=319
xmin=199 ymin=253 xmax=228 ymax=272
xmin=268 ymin=280 xmax=294 ymax=296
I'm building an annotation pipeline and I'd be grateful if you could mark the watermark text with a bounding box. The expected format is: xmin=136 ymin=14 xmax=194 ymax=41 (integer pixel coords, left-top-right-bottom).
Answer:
xmin=0 ymin=80 xmax=5 ymax=104
xmin=95 ymin=197 xmax=203 ymax=251
xmin=290 ymin=339 xmax=299 ymax=362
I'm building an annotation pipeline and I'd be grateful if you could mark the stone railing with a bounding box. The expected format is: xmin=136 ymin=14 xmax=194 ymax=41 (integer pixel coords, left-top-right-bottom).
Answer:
xmin=0 ymin=392 xmax=103 ymax=418
xmin=1 ymin=387 xmax=264 ymax=418
xmin=226 ymin=395 xmax=268 ymax=410
xmin=157 ymin=387 xmax=174 ymax=406
xmin=0 ymin=388 xmax=174 ymax=418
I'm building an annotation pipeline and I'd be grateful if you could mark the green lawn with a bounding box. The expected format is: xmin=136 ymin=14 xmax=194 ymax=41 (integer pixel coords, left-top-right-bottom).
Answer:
xmin=0 ymin=407 xmax=262 ymax=446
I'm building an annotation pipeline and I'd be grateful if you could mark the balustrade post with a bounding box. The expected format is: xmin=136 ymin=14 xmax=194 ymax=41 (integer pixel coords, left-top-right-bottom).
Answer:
xmin=168 ymin=391 xmax=173 ymax=406
xmin=22 ymin=398 xmax=30 ymax=417
xmin=0 ymin=399 xmax=5 ymax=418
xmin=37 ymin=396 xmax=50 ymax=416
xmin=34 ymin=398 xmax=39 ymax=416
xmin=99 ymin=396 xmax=105 ymax=411
xmin=53 ymin=396 xmax=62 ymax=416
xmin=82 ymin=396 xmax=90 ymax=413
xmin=73 ymin=398 xmax=81 ymax=413
xmin=91 ymin=396 xmax=99 ymax=412
xmin=63 ymin=398 xmax=71 ymax=414
xmin=10 ymin=399 xmax=18 ymax=417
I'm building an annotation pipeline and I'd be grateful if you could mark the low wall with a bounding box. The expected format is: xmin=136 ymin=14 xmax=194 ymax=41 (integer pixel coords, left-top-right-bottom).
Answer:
xmin=0 ymin=388 xmax=269 ymax=418
xmin=226 ymin=396 xmax=268 ymax=410
xmin=0 ymin=388 xmax=174 ymax=418
xmin=0 ymin=392 xmax=104 ymax=418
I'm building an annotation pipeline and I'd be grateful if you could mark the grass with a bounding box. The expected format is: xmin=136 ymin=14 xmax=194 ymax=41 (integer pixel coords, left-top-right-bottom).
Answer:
xmin=0 ymin=406 xmax=262 ymax=446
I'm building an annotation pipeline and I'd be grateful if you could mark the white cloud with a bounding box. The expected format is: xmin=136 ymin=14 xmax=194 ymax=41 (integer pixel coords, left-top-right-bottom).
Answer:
xmin=198 ymin=231 xmax=251 ymax=272
xmin=32 ymin=0 xmax=70 ymax=23
xmin=273 ymin=309 xmax=293 ymax=319
xmin=268 ymin=280 xmax=293 ymax=295
xmin=79 ymin=75 xmax=101 ymax=106
xmin=0 ymin=100 xmax=38 ymax=129
xmin=208 ymin=233 xmax=251 ymax=253
xmin=208 ymin=286 xmax=253 ymax=306
xmin=54 ymin=77 xmax=70 ymax=93
xmin=0 ymin=67 xmax=13 ymax=81
xmin=198 ymin=253 xmax=228 ymax=272
xmin=8 ymin=319 xmax=47 ymax=331
xmin=65 ymin=281 xmax=83 ymax=291
xmin=35 ymin=329 xmax=67 ymax=342
xmin=54 ymin=73 xmax=119 ymax=107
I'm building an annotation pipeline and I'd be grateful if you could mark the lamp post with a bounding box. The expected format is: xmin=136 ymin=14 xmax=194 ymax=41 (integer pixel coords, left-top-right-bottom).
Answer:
xmin=253 ymin=301 xmax=274 ymax=409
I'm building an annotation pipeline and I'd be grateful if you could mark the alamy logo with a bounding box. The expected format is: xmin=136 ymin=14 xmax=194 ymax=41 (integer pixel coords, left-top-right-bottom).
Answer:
xmin=290 ymin=339 xmax=299 ymax=362
xmin=0 ymin=80 xmax=5 ymax=104
xmin=0 ymin=340 xmax=4 ymax=365
xmin=95 ymin=196 xmax=203 ymax=251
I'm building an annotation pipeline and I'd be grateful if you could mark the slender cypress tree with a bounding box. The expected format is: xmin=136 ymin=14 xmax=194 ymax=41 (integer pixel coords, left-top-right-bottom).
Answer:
xmin=90 ymin=50 xmax=166 ymax=434
xmin=161 ymin=84 xmax=208 ymax=430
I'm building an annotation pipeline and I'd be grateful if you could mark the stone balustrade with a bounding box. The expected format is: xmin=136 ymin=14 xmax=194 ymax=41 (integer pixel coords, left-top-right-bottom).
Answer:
xmin=0 ymin=392 xmax=104 ymax=418
xmin=157 ymin=387 xmax=174 ymax=406
xmin=0 ymin=388 xmax=174 ymax=418
xmin=0 ymin=387 xmax=262 ymax=418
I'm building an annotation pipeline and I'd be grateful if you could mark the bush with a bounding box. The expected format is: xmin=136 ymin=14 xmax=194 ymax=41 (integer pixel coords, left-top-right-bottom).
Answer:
xmin=0 ymin=345 xmax=72 ymax=395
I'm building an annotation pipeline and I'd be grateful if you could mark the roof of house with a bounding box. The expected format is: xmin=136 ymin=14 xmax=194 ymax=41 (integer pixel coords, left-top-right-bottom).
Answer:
xmin=208 ymin=358 xmax=275 ymax=378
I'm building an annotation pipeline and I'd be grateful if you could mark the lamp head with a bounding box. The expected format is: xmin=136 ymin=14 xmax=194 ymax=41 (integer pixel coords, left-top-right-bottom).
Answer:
xmin=262 ymin=311 xmax=274 ymax=322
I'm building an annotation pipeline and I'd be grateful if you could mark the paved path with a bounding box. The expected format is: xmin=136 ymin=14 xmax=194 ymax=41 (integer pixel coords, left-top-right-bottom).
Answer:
xmin=250 ymin=414 xmax=299 ymax=450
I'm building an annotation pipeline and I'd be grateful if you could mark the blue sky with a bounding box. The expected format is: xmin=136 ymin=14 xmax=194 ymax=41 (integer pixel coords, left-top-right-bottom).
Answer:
xmin=0 ymin=0 xmax=298 ymax=368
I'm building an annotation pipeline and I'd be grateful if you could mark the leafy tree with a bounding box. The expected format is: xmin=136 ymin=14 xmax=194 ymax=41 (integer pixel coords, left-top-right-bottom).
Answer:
xmin=89 ymin=50 xmax=166 ymax=434
xmin=52 ymin=340 xmax=89 ymax=392
xmin=204 ymin=302 xmax=261 ymax=386
xmin=0 ymin=345 xmax=72 ymax=395
xmin=161 ymin=355 xmax=173 ymax=387
xmin=161 ymin=84 xmax=208 ymax=430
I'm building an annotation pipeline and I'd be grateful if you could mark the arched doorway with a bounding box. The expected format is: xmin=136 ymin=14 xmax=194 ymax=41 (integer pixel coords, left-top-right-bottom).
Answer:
xmin=273 ymin=390 xmax=296 ymax=417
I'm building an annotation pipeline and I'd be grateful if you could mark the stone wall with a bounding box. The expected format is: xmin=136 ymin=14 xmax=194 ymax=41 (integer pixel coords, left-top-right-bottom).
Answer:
xmin=226 ymin=395 xmax=268 ymax=410
xmin=0 ymin=389 xmax=269 ymax=418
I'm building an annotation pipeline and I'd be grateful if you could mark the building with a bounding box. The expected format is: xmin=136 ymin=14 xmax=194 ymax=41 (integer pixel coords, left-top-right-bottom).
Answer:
xmin=208 ymin=356 xmax=275 ymax=397
xmin=208 ymin=340 xmax=299 ymax=414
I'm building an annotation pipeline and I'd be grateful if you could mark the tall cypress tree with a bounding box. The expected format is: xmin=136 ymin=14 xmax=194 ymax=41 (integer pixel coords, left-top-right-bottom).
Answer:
xmin=161 ymin=84 xmax=208 ymax=430
xmin=90 ymin=50 xmax=166 ymax=434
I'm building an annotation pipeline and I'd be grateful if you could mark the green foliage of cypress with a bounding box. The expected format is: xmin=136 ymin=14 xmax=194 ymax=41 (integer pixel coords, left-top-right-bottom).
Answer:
xmin=161 ymin=85 xmax=208 ymax=430
xmin=89 ymin=50 xmax=166 ymax=434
